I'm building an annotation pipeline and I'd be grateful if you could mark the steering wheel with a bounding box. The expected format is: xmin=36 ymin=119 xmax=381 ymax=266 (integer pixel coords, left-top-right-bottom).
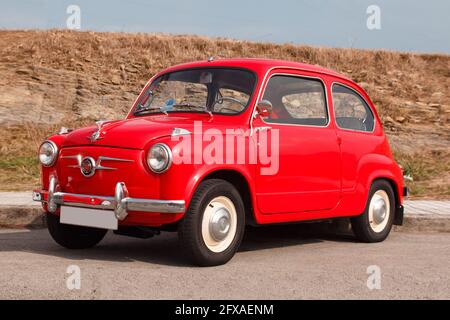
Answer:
xmin=212 ymin=96 xmax=246 ymax=113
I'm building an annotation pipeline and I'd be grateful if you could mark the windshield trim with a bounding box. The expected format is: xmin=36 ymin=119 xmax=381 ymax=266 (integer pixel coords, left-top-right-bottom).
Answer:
xmin=132 ymin=66 xmax=258 ymax=117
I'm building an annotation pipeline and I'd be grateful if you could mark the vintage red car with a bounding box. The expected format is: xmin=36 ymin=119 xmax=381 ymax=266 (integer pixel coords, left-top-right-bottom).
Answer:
xmin=33 ymin=58 xmax=406 ymax=266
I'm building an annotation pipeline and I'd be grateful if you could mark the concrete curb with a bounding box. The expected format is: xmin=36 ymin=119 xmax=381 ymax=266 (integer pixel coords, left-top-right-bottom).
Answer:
xmin=395 ymin=215 xmax=450 ymax=233
xmin=0 ymin=205 xmax=449 ymax=232
xmin=0 ymin=206 xmax=46 ymax=229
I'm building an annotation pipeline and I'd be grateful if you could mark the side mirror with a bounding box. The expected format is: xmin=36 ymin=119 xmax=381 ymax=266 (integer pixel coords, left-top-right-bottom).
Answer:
xmin=256 ymin=100 xmax=272 ymax=118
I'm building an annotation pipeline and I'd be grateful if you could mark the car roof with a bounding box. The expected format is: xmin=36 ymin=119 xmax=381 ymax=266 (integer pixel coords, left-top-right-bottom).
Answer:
xmin=162 ymin=58 xmax=350 ymax=81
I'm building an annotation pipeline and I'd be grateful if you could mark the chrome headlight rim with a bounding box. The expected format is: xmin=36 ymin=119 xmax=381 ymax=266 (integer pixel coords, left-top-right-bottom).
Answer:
xmin=38 ymin=140 xmax=58 ymax=167
xmin=147 ymin=143 xmax=172 ymax=173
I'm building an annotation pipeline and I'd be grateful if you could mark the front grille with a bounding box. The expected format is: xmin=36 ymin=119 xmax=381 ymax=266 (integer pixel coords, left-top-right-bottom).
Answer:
xmin=57 ymin=146 xmax=159 ymax=199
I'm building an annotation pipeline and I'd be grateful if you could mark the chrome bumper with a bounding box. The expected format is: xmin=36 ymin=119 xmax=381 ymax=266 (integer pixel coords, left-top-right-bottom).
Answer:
xmin=32 ymin=177 xmax=185 ymax=220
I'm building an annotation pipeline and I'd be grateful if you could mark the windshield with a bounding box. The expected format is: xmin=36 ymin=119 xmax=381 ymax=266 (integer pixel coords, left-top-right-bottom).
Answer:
xmin=134 ymin=68 xmax=256 ymax=116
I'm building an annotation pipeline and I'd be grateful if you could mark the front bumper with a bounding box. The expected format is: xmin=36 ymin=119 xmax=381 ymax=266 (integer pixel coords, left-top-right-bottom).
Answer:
xmin=33 ymin=176 xmax=185 ymax=221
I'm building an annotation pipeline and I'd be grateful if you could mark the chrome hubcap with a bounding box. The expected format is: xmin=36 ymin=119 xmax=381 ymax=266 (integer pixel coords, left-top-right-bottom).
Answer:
xmin=372 ymin=198 xmax=387 ymax=224
xmin=209 ymin=207 xmax=231 ymax=241
xmin=369 ymin=190 xmax=390 ymax=233
xmin=201 ymin=196 xmax=237 ymax=253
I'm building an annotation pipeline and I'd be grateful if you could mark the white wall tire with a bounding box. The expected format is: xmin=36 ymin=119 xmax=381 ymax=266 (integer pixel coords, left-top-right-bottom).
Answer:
xmin=178 ymin=179 xmax=245 ymax=266
xmin=201 ymin=196 xmax=238 ymax=253
xmin=351 ymin=180 xmax=395 ymax=243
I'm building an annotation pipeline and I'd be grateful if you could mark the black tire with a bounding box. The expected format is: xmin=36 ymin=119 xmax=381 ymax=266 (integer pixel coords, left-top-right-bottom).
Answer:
xmin=351 ymin=180 xmax=395 ymax=242
xmin=178 ymin=179 xmax=245 ymax=266
xmin=46 ymin=213 xmax=107 ymax=249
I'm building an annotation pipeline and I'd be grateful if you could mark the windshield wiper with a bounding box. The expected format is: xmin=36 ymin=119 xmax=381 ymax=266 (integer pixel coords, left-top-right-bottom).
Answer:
xmin=134 ymin=106 xmax=167 ymax=115
xmin=170 ymin=104 xmax=213 ymax=118
xmin=134 ymin=103 xmax=213 ymax=119
xmin=170 ymin=103 xmax=203 ymax=110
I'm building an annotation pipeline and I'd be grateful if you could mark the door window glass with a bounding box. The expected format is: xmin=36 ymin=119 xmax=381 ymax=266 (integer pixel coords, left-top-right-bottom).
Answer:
xmin=261 ymin=75 xmax=328 ymax=126
xmin=332 ymin=84 xmax=375 ymax=132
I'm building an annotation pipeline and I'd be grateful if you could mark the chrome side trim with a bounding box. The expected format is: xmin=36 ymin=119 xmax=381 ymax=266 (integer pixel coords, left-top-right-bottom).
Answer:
xmin=171 ymin=128 xmax=192 ymax=137
xmin=125 ymin=198 xmax=186 ymax=213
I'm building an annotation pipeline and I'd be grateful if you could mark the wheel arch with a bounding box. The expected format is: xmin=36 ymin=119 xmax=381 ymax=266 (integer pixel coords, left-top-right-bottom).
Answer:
xmin=368 ymin=176 xmax=403 ymax=225
xmin=190 ymin=168 xmax=257 ymax=226
xmin=370 ymin=176 xmax=399 ymax=206
xmin=357 ymin=153 xmax=404 ymax=207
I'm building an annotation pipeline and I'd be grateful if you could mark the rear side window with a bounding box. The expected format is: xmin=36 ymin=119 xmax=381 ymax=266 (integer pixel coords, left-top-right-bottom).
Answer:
xmin=262 ymin=75 xmax=328 ymax=126
xmin=332 ymin=84 xmax=375 ymax=132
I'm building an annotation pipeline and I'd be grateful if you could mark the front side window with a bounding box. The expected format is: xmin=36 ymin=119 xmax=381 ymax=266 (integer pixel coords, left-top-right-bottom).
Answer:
xmin=134 ymin=68 xmax=256 ymax=116
xmin=261 ymin=75 xmax=328 ymax=126
xmin=332 ymin=84 xmax=375 ymax=132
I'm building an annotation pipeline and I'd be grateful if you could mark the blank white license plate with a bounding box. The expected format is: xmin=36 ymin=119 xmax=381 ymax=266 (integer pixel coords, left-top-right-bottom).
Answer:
xmin=60 ymin=206 xmax=118 ymax=230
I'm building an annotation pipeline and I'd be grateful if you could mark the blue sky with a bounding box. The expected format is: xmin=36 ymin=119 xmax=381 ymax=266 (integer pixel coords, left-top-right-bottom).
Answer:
xmin=0 ymin=0 xmax=449 ymax=53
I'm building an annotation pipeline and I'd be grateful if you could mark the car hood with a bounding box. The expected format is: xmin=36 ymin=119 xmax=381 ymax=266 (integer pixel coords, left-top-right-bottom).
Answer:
xmin=61 ymin=115 xmax=239 ymax=150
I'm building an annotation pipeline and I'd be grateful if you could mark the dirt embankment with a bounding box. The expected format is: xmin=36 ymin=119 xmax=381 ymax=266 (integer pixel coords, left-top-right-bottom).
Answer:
xmin=0 ymin=30 xmax=449 ymax=197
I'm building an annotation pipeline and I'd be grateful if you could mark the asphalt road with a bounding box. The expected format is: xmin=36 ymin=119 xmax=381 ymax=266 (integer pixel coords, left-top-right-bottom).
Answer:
xmin=0 ymin=226 xmax=449 ymax=299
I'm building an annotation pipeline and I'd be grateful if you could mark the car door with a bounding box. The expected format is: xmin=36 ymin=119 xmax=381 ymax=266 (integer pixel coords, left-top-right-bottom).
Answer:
xmin=254 ymin=72 xmax=341 ymax=214
xmin=331 ymin=82 xmax=378 ymax=192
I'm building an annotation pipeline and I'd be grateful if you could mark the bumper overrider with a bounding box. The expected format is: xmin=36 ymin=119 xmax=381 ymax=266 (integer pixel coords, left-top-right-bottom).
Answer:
xmin=32 ymin=176 xmax=185 ymax=220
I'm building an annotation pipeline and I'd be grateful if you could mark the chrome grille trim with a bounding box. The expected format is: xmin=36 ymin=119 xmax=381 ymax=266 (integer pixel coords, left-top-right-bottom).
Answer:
xmin=61 ymin=154 xmax=133 ymax=175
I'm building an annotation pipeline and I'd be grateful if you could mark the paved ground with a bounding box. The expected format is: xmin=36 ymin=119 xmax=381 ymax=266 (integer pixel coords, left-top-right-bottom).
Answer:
xmin=0 ymin=227 xmax=449 ymax=299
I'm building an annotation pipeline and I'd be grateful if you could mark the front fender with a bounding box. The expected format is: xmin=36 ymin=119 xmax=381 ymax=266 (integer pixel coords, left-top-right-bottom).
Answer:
xmin=182 ymin=164 xmax=255 ymax=210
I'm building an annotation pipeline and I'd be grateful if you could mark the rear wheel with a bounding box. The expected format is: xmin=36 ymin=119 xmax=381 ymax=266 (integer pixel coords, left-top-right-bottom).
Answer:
xmin=351 ymin=180 xmax=395 ymax=242
xmin=178 ymin=179 xmax=245 ymax=266
xmin=46 ymin=213 xmax=107 ymax=249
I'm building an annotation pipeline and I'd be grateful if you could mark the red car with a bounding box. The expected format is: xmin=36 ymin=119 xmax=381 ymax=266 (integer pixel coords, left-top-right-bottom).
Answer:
xmin=33 ymin=58 xmax=406 ymax=266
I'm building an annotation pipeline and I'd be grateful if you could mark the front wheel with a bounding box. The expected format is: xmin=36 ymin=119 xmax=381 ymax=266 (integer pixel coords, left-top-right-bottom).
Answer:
xmin=46 ymin=213 xmax=107 ymax=249
xmin=178 ymin=179 xmax=245 ymax=266
xmin=351 ymin=180 xmax=395 ymax=242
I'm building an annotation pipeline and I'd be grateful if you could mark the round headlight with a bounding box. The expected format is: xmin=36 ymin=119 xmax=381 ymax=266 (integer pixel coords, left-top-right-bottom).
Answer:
xmin=147 ymin=143 xmax=172 ymax=173
xmin=39 ymin=140 xmax=58 ymax=167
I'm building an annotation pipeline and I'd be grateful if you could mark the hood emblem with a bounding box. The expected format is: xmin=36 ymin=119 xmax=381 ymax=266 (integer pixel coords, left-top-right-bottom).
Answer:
xmin=88 ymin=120 xmax=111 ymax=142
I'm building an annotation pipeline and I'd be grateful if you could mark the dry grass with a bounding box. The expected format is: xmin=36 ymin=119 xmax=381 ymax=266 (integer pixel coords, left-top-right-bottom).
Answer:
xmin=0 ymin=30 xmax=449 ymax=196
